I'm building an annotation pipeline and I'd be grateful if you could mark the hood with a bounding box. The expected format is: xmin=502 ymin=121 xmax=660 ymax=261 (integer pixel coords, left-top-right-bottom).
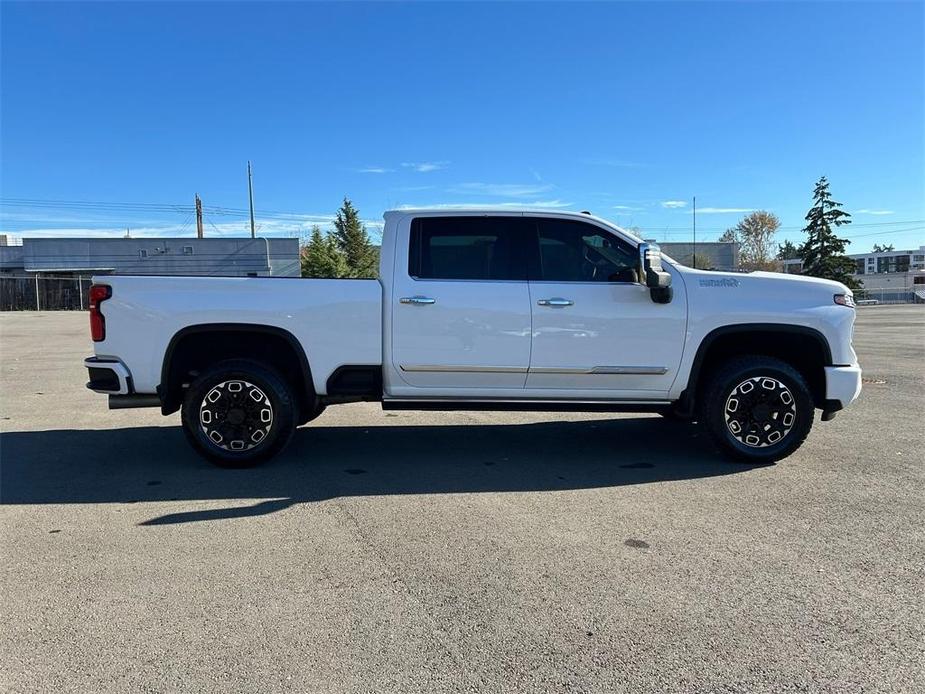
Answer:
xmin=741 ymin=270 xmax=849 ymax=293
xmin=675 ymin=266 xmax=851 ymax=308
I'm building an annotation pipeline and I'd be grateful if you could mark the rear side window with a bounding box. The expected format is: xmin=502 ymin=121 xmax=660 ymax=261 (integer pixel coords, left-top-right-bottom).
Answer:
xmin=536 ymin=219 xmax=637 ymax=282
xmin=409 ymin=217 xmax=527 ymax=280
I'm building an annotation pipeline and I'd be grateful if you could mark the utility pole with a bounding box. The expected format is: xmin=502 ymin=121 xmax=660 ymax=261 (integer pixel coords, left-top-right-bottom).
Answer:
xmin=692 ymin=195 xmax=697 ymax=269
xmin=195 ymin=194 xmax=203 ymax=238
xmin=247 ymin=161 xmax=256 ymax=238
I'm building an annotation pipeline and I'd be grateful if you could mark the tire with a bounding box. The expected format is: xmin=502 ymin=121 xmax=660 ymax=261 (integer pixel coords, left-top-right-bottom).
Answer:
xmin=181 ymin=359 xmax=297 ymax=468
xmin=701 ymin=356 xmax=814 ymax=464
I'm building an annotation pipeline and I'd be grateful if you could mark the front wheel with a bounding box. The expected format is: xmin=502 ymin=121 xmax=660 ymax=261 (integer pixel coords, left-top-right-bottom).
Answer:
xmin=702 ymin=356 xmax=814 ymax=464
xmin=181 ymin=359 xmax=297 ymax=468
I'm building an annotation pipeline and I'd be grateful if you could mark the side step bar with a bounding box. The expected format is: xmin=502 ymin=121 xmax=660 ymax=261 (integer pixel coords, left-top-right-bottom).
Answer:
xmin=381 ymin=400 xmax=671 ymax=413
xmin=109 ymin=394 xmax=161 ymax=409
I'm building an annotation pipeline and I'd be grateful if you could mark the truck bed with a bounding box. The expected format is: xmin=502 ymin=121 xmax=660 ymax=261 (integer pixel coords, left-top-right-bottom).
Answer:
xmin=94 ymin=275 xmax=383 ymax=395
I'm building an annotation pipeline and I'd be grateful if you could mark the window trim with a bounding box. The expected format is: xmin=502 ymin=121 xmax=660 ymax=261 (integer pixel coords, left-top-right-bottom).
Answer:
xmin=403 ymin=213 xmax=648 ymax=286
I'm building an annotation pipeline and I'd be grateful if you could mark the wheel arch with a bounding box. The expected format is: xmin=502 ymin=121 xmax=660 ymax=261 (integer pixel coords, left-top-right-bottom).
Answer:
xmin=159 ymin=323 xmax=315 ymax=416
xmin=680 ymin=323 xmax=832 ymax=414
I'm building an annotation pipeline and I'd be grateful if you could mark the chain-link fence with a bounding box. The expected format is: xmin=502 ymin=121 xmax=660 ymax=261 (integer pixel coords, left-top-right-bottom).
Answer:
xmin=857 ymin=282 xmax=924 ymax=305
xmin=0 ymin=275 xmax=94 ymax=311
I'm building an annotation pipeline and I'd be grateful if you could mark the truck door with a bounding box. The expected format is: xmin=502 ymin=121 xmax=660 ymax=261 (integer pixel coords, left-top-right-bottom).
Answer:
xmin=390 ymin=215 xmax=533 ymax=391
xmin=525 ymin=216 xmax=686 ymax=397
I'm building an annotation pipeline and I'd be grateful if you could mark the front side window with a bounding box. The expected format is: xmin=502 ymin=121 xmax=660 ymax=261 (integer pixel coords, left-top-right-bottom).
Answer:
xmin=409 ymin=216 xmax=527 ymax=280
xmin=535 ymin=219 xmax=637 ymax=282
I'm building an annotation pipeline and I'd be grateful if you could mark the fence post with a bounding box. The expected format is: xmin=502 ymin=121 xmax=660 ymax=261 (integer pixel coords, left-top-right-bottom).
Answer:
xmin=35 ymin=274 xmax=40 ymax=311
xmin=78 ymin=276 xmax=84 ymax=310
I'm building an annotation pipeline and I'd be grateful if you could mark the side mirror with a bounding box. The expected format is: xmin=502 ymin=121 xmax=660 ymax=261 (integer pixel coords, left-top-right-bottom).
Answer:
xmin=638 ymin=242 xmax=673 ymax=304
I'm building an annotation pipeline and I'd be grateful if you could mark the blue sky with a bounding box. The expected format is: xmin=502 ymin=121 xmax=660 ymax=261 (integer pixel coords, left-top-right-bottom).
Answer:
xmin=2 ymin=1 xmax=923 ymax=252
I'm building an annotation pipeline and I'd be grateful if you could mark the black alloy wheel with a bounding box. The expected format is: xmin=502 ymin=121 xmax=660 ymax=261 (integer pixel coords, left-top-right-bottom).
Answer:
xmin=703 ymin=356 xmax=814 ymax=463
xmin=181 ymin=359 xmax=296 ymax=467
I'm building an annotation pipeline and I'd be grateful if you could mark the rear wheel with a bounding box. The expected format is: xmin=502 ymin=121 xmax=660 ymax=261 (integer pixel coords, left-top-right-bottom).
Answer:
xmin=181 ymin=359 xmax=297 ymax=468
xmin=702 ymin=356 xmax=814 ymax=463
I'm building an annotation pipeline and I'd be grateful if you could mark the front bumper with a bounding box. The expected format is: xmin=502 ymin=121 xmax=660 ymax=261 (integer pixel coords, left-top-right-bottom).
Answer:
xmin=84 ymin=356 xmax=132 ymax=395
xmin=824 ymin=364 xmax=862 ymax=409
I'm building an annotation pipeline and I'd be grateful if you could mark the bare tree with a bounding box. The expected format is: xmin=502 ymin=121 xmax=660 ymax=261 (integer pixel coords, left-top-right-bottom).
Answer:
xmin=726 ymin=211 xmax=781 ymax=271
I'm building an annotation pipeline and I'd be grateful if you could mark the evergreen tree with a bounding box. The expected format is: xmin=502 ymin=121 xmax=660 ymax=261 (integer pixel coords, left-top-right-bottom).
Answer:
xmin=332 ymin=197 xmax=378 ymax=278
xmin=777 ymin=239 xmax=801 ymax=260
xmin=872 ymin=243 xmax=894 ymax=253
xmin=690 ymin=252 xmax=716 ymax=271
xmin=799 ymin=177 xmax=860 ymax=289
xmin=301 ymin=225 xmax=347 ymax=278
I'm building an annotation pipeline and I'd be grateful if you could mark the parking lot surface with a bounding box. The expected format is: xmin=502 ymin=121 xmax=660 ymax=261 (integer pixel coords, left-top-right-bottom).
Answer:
xmin=1 ymin=306 xmax=923 ymax=693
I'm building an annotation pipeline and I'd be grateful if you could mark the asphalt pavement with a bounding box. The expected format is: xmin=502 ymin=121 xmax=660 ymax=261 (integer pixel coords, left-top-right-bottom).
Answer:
xmin=1 ymin=306 xmax=923 ymax=693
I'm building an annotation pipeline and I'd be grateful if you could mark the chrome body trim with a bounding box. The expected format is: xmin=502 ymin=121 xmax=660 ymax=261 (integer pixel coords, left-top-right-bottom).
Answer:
xmin=400 ymin=364 xmax=529 ymax=374
xmin=383 ymin=397 xmax=673 ymax=405
xmin=399 ymin=364 xmax=669 ymax=376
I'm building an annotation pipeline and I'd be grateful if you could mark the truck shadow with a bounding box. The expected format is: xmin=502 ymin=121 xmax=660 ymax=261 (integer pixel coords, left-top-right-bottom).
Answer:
xmin=1 ymin=418 xmax=764 ymax=525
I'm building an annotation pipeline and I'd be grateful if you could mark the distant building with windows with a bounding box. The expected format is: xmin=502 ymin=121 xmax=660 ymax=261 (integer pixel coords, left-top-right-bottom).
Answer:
xmin=1 ymin=236 xmax=302 ymax=310
xmin=0 ymin=237 xmax=300 ymax=277
xmin=781 ymin=246 xmax=925 ymax=303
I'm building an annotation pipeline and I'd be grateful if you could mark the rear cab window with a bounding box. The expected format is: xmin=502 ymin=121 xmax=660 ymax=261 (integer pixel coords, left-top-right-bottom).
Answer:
xmin=408 ymin=216 xmax=529 ymax=281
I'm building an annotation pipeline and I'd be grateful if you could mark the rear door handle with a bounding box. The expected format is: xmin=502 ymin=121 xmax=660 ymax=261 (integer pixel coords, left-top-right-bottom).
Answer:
xmin=400 ymin=296 xmax=436 ymax=305
xmin=537 ymin=298 xmax=574 ymax=307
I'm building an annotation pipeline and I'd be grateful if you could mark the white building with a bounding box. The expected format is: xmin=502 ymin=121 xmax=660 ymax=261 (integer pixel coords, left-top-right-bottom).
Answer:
xmin=781 ymin=246 xmax=925 ymax=303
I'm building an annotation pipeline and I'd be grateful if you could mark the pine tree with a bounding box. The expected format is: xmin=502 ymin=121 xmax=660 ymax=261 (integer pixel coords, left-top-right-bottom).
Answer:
xmin=301 ymin=225 xmax=347 ymax=278
xmin=799 ymin=177 xmax=860 ymax=289
xmin=690 ymin=253 xmax=716 ymax=271
xmin=332 ymin=197 xmax=378 ymax=278
xmin=776 ymin=239 xmax=800 ymax=260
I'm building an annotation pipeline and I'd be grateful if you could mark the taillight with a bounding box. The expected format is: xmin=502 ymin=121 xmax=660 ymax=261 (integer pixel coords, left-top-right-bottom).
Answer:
xmin=89 ymin=284 xmax=111 ymax=342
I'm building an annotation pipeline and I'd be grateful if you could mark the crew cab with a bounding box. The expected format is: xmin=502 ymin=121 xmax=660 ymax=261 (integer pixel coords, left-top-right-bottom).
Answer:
xmin=84 ymin=209 xmax=862 ymax=467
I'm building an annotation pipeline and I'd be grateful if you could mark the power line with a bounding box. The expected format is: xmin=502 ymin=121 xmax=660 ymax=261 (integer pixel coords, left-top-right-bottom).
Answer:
xmin=175 ymin=211 xmax=195 ymax=235
xmin=2 ymin=197 xmax=922 ymax=245
xmin=642 ymin=219 xmax=925 ymax=233
xmin=203 ymin=215 xmax=228 ymax=237
xmin=3 ymin=197 xmax=922 ymax=227
xmin=0 ymin=198 xmax=193 ymax=214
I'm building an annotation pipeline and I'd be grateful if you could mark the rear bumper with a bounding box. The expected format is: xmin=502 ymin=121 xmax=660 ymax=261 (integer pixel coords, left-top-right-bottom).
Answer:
xmin=84 ymin=356 xmax=132 ymax=395
xmin=824 ymin=364 xmax=862 ymax=409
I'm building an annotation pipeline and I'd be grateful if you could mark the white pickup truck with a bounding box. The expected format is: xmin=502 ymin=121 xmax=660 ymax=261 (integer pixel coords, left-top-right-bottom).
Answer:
xmin=84 ymin=209 xmax=862 ymax=467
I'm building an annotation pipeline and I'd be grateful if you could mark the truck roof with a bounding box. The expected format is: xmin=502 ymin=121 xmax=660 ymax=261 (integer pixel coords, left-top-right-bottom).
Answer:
xmin=385 ymin=207 xmax=597 ymax=219
xmin=383 ymin=207 xmax=644 ymax=243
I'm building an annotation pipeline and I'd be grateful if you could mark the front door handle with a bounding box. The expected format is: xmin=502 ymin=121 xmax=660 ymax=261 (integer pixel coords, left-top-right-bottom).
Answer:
xmin=537 ymin=297 xmax=574 ymax=307
xmin=400 ymin=296 xmax=436 ymax=305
